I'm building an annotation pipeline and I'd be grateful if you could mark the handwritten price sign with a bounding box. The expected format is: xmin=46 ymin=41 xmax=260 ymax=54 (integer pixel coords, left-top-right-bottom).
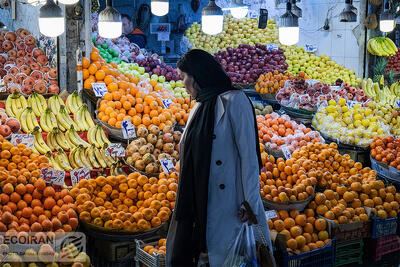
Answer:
xmin=91 ymin=83 xmax=108 ymax=97
xmin=281 ymin=145 xmax=291 ymax=159
xmin=266 ymin=44 xmax=278 ymax=51
xmin=121 ymin=119 xmax=136 ymax=139
xmin=265 ymin=210 xmax=277 ymax=220
xmin=305 ymin=44 xmax=317 ymax=53
xmin=162 ymin=98 xmax=173 ymax=108
xmin=159 ymin=158 xmax=176 ymax=173
xmin=105 ymin=143 xmax=125 ymax=157
xmin=70 ymin=167 xmax=90 ymax=186
xmin=41 ymin=168 xmax=65 ymax=186
xmin=11 ymin=134 xmax=34 ymax=149
xmin=396 ymin=99 xmax=400 ymax=108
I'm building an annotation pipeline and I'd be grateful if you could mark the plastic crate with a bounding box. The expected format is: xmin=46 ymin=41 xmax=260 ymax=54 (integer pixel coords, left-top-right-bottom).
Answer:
xmin=275 ymin=239 xmax=335 ymax=267
xmin=330 ymin=221 xmax=370 ymax=243
xmin=371 ymin=216 xmax=398 ymax=238
xmin=334 ymin=239 xmax=363 ymax=267
xmin=368 ymin=235 xmax=400 ymax=261
xmin=135 ymin=239 xmax=165 ymax=267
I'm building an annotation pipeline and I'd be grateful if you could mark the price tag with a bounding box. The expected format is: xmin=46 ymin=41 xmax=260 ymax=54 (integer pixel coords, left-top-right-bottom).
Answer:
xmin=41 ymin=168 xmax=65 ymax=186
xmin=105 ymin=143 xmax=125 ymax=157
xmin=91 ymin=83 xmax=108 ymax=97
xmin=121 ymin=119 xmax=136 ymax=139
xmin=266 ymin=43 xmax=278 ymax=50
xmin=0 ymin=79 xmax=5 ymax=93
xmin=347 ymin=100 xmax=358 ymax=108
xmin=157 ymin=32 xmax=170 ymax=41
xmin=70 ymin=167 xmax=90 ymax=186
xmin=395 ymin=99 xmax=400 ymax=108
xmin=162 ymin=98 xmax=173 ymax=108
xmin=265 ymin=210 xmax=277 ymax=220
xmin=305 ymin=44 xmax=317 ymax=53
xmin=281 ymin=145 xmax=291 ymax=159
xmin=159 ymin=158 xmax=176 ymax=173
xmin=11 ymin=134 xmax=34 ymax=149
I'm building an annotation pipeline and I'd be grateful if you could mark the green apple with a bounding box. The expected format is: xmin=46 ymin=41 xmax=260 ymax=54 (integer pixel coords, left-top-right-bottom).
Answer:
xmin=151 ymin=74 xmax=158 ymax=80
xmin=138 ymin=67 xmax=145 ymax=75
xmin=158 ymin=76 xmax=166 ymax=83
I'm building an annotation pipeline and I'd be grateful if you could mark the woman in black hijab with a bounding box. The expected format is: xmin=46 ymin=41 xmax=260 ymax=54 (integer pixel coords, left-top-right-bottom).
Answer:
xmin=166 ymin=49 xmax=272 ymax=267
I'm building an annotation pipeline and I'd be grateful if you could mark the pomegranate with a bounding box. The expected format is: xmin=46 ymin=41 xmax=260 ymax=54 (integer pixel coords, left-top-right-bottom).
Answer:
xmin=33 ymin=80 xmax=47 ymax=94
xmin=32 ymin=48 xmax=44 ymax=58
xmin=3 ymin=75 xmax=15 ymax=85
xmin=15 ymin=73 xmax=27 ymax=85
xmin=21 ymin=84 xmax=33 ymax=95
xmin=48 ymin=68 xmax=57 ymax=79
xmin=0 ymin=112 xmax=7 ymax=124
xmin=30 ymin=70 xmax=43 ymax=80
xmin=7 ymin=84 xmax=21 ymax=94
xmin=2 ymin=41 xmax=13 ymax=51
xmin=15 ymin=57 xmax=24 ymax=67
xmin=5 ymin=32 xmax=16 ymax=42
xmin=36 ymin=55 xmax=48 ymax=66
xmin=24 ymin=35 xmax=35 ymax=46
xmin=0 ymin=125 xmax=11 ymax=137
xmin=47 ymin=84 xmax=59 ymax=94
xmin=20 ymin=65 xmax=31 ymax=75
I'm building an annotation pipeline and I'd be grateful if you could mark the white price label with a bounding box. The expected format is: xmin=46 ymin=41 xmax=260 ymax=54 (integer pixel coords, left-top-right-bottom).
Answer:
xmin=70 ymin=167 xmax=90 ymax=186
xmin=41 ymin=168 xmax=65 ymax=186
xmin=91 ymin=83 xmax=108 ymax=97
xmin=159 ymin=158 xmax=176 ymax=173
xmin=305 ymin=44 xmax=317 ymax=53
xmin=395 ymin=99 xmax=400 ymax=108
xmin=265 ymin=210 xmax=277 ymax=220
xmin=157 ymin=32 xmax=170 ymax=42
xmin=121 ymin=119 xmax=136 ymax=139
xmin=347 ymin=100 xmax=358 ymax=108
xmin=0 ymin=79 xmax=5 ymax=93
xmin=162 ymin=98 xmax=173 ymax=108
xmin=281 ymin=145 xmax=291 ymax=159
xmin=105 ymin=143 xmax=125 ymax=157
xmin=266 ymin=43 xmax=278 ymax=51
xmin=11 ymin=134 xmax=34 ymax=149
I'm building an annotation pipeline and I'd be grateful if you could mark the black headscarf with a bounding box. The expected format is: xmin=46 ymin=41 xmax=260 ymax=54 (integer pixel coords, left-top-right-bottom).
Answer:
xmin=171 ymin=49 xmax=262 ymax=265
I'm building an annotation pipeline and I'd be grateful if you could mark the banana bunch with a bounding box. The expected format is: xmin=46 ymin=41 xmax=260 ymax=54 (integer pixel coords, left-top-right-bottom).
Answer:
xmin=362 ymin=78 xmax=400 ymax=106
xmin=74 ymin=104 xmax=95 ymax=131
xmin=48 ymin=95 xmax=65 ymax=115
xmin=65 ymin=125 xmax=90 ymax=148
xmin=87 ymin=125 xmax=111 ymax=148
xmin=56 ymin=105 xmax=79 ymax=131
xmin=47 ymin=127 xmax=71 ymax=151
xmin=28 ymin=92 xmax=47 ymax=117
xmin=69 ymin=145 xmax=92 ymax=170
xmin=5 ymin=93 xmax=27 ymax=118
xmin=54 ymin=149 xmax=73 ymax=171
xmin=367 ymin=37 xmax=397 ymax=57
xmin=85 ymin=144 xmax=114 ymax=169
xmin=19 ymin=107 xmax=41 ymax=133
xmin=65 ymin=92 xmax=83 ymax=114
xmin=45 ymin=151 xmax=63 ymax=171
xmin=40 ymin=108 xmax=58 ymax=133
xmin=32 ymin=126 xmax=51 ymax=154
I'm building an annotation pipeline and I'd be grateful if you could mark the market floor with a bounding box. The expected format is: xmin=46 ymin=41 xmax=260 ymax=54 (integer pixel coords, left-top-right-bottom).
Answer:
xmin=343 ymin=250 xmax=400 ymax=266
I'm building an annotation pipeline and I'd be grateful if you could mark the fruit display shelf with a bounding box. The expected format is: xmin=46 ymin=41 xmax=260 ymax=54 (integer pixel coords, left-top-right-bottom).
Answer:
xmin=370 ymin=156 xmax=400 ymax=183
xmin=262 ymin=188 xmax=315 ymax=212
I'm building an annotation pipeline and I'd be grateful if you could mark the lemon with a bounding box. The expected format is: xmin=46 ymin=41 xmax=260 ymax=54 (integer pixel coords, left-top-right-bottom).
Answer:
xmin=363 ymin=131 xmax=372 ymax=138
xmin=361 ymin=119 xmax=370 ymax=127
xmin=338 ymin=98 xmax=346 ymax=106
xmin=354 ymin=103 xmax=361 ymax=109
xmin=364 ymin=108 xmax=372 ymax=116
xmin=341 ymin=106 xmax=349 ymax=113
xmin=348 ymin=123 xmax=355 ymax=129
xmin=377 ymin=128 xmax=384 ymax=134
xmin=328 ymin=99 xmax=337 ymax=106
xmin=354 ymin=120 xmax=362 ymax=127
xmin=354 ymin=114 xmax=362 ymax=121
xmin=326 ymin=106 xmax=336 ymax=113
xmin=317 ymin=125 xmax=323 ymax=131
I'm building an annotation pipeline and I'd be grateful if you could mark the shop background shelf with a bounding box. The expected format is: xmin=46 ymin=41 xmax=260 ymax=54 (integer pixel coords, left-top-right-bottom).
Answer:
xmin=334 ymin=239 xmax=363 ymax=267
xmin=371 ymin=217 xmax=398 ymax=239
xmin=274 ymin=239 xmax=335 ymax=267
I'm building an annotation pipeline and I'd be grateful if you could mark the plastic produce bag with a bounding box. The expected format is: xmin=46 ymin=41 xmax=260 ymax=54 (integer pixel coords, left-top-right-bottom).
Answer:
xmin=222 ymin=223 xmax=258 ymax=267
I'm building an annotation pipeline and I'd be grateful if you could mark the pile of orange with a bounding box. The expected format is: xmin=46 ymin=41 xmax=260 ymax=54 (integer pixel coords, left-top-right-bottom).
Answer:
xmin=268 ymin=209 xmax=330 ymax=253
xmin=143 ymin=238 xmax=167 ymax=257
xmin=0 ymin=178 xmax=78 ymax=233
xmin=259 ymin=154 xmax=317 ymax=203
xmin=0 ymin=138 xmax=50 ymax=186
xmin=289 ymin=142 xmax=400 ymax=222
xmin=72 ymin=172 xmax=178 ymax=232
xmin=370 ymin=136 xmax=400 ymax=170
xmin=255 ymin=71 xmax=309 ymax=94
xmin=168 ymin=97 xmax=195 ymax=125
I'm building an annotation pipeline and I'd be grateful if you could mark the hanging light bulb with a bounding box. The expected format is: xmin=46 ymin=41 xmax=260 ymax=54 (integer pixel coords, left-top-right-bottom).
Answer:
xmin=39 ymin=0 xmax=65 ymax=37
xmin=291 ymin=0 xmax=302 ymax=18
xmin=380 ymin=1 xmax=395 ymax=32
xmin=58 ymin=0 xmax=79 ymax=4
xmin=98 ymin=0 xmax=122 ymax=39
xmin=339 ymin=0 xmax=357 ymax=22
xmin=202 ymin=0 xmax=224 ymax=35
xmin=151 ymin=0 xmax=169 ymax=16
xmin=279 ymin=2 xmax=299 ymax=46
xmin=230 ymin=0 xmax=248 ymax=19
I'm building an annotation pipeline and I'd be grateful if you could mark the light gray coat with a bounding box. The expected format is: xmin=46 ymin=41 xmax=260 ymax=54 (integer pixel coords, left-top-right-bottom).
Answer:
xmin=166 ymin=90 xmax=273 ymax=267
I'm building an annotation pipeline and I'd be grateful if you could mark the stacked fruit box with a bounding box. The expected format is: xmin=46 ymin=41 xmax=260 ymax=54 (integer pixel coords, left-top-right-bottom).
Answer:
xmin=335 ymin=239 xmax=363 ymax=267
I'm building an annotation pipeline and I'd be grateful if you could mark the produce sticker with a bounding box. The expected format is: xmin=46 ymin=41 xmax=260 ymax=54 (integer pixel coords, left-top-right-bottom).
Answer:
xmin=121 ymin=119 xmax=136 ymax=139
xmin=159 ymin=158 xmax=177 ymax=173
xmin=41 ymin=168 xmax=65 ymax=186
xmin=162 ymin=98 xmax=173 ymax=108
xmin=91 ymin=83 xmax=108 ymax=97
xmin=70 ymin=167 xmax=90 ymax=186
xmin=10 ymin=134 xmax=34 ymax=149
xmin=105 ymin=143 xmax=125 ymax=157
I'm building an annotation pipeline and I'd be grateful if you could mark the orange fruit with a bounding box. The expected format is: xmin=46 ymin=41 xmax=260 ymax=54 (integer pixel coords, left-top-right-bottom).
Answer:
xmin=88 ymin=63 xmax=98 ymax=75
xmin=95 ymin=70 xmax=106 ymax=81
xmin=82 ymin=57 xmax=90 ymax=69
